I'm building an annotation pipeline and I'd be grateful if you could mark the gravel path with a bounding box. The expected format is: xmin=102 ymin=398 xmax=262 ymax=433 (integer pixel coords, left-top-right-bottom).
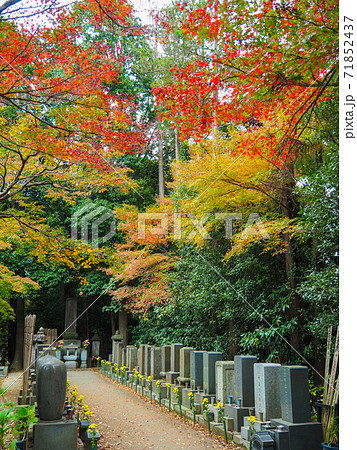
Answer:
xmin=68 ymin=369 xmax=235 ymax=450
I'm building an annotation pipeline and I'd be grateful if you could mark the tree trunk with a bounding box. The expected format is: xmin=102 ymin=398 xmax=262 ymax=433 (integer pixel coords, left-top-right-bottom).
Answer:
xmin=158 ymin=131 xmax=165 ymax=198
xmin=281 ymin=169 xmax=301 ymax=352
xmin=174 ymin=128 xmax=180 ymax=160
xmin=118 ymin=310 xmax=128 ymax=346
xmin=10 ymin=295 xmax=24 ymax=371
xmin=110 ymin=311 xmax=116 ymax=336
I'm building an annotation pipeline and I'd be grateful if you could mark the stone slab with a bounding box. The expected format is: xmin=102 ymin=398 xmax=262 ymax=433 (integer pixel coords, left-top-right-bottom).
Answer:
xmin=215 ymin=361 xmax=234 ymax=404
xmin=170 ymin=343 xmax=183 ymax=372
xmin=224 ymin=405 xmax=250 ymax=432
xmin=234 ymin=355 xmax=257 ymax=407
xmin=254 ymin=363 xmax=281 ymax=421
xmin=271 ymin=419 xmax=323 ymax=450
xmin=280 ymin=365 xmax=311 ymax=423
xmin=160 ymin=345 xmax=171 ymax=375
xmin=203 ymin=352 xmax=222 ymax=395
xmin=190 ymin=351 xmax=204 ymax=390
xmin=34 ymin=419 xmax=77 ymax=450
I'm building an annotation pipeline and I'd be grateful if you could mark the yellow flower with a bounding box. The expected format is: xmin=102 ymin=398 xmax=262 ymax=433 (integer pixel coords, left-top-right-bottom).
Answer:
xmin=148 ymin=376 xmax=152 ymax=381
xmin=166 ymin=382 xmax=171 ymax=389
xmin=173 ymin=387 xmax=179 ymax=393
xmin=156 ymin=380 xmax=161 ymax=386
xmin=247 ymin=415 xmax=256 ymax=423
xmin=217 ymin=402 xmax=224 ymax=409
xmin=188 ymin=392 xmax=194 ymax=398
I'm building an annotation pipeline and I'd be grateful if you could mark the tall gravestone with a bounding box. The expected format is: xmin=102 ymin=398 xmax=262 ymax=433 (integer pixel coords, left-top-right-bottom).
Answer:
xmin=144 ymin=345 xmax=152 ymax=377
xmin=150 ymin=347 xmax=162 ymax=379
xmin=271 ymin=366 xmax=323 ymax=450
xmin=234 ymin=355 xmax=257 ymax=407
xmin=254 ymin=363 xmax=281 ymax=421
xmin=34 ymin=355 xmax=77 ymax=450
xmin=160 ymin=345 xmax=171 ymax=376
xmin=215 ymin=361 xmax=235 ymax=404
xmin=63 ymin=298 xmax=78 ymax=340
xmin=190 ymin=351 xmax=205 ymax=390
xmin=170 ymin=343 xmax=183 ymax=372
xmin=178 ymin=347 xmax=195 ymax=384
xmin=138 ymin=344 xmax=146 ymax=375
xmin=126 ymin=345 xmax=138 ymax=371
xmin=111 ymin=331 xmax=123 ymax=366
xmin=203 ymin=352 xmax=223 ymax=395
xmin=280 ymin=366 xmax=311 ymax=423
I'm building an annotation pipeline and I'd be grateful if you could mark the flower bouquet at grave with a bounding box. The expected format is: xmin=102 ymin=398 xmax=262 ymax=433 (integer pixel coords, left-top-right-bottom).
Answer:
xmin=156 ymin=380 xmax=162 ymax=406
xmin=202 ymin=397 xmax=210 ymax=432
xmin=217 ymin=402 xmax=228 ymax=443
xmin=139 ymin=375 xmax=145 ymax=395
xmin=148 ymin=376 xmax=153 ymax=401
xmin=120 ymin=366 xmax=127 ymax=384
xmin=56 ymin=340 xmax=64 ymax=349
xmin=247 ymin=416 xmax=257 ymax=449
xmin=166 ymin=383 xmax=172 ymax=411
xmin=70 ymin=386 xmax=78 ymax=412
xmin=82 ymin=339 xmax=90 ymax=349
xmin=188 ymin=392 xmax=196 ymax=425
xmin=173 ymin=387 xmax=182 ymax=417
xmin=105 ymin=361 xmax=111 ymax=376
xmin=100 ymin=360 xmax=105 ymax=373
xmin=86 ymin=423 xmax=100 ymax=450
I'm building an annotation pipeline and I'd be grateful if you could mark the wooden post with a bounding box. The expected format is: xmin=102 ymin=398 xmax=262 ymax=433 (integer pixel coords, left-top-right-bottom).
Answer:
xmin=22 ymin=315 xmax=36 ymax=405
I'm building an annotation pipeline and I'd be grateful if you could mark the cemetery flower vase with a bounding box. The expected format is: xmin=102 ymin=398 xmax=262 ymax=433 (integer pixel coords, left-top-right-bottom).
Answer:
xmin=322 ymin=444 xmax=339 ymax=449
xmin=79 ymin=420 xmax=92 ymax=441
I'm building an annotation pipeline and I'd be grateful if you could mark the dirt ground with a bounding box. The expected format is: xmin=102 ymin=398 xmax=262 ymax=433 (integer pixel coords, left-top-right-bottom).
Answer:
xmin=68 ymin=369 xmax=237 ymax=450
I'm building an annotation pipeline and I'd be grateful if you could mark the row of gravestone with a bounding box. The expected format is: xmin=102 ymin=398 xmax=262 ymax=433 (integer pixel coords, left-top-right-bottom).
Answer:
xmin=108 ymin=344 xmax=323 ymax=450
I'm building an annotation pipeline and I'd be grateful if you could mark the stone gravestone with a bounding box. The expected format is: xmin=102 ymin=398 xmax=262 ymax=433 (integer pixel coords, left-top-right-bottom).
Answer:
xmin=63 ymin=298 xmax=78 ymax=340
xmin=190 ymin=351 xmax=205 ymax=390
xmin=34 ymin=355 xmax=77 ymax=450
xmin=271 ymin=365 xmax=323 ymax=450
xmin=138 ymin=344 xmax=146 ymax=375
xmin=160 ymin=345 xmax=171 ymax=376
xmin=111 ymin=331 xmax=123 ymax=366
xmin=280 ymin=365 xmax=311 ymax=423
xmin=254 ymin=363 xmax=281 ymax=421
xmin=203 ymin=352 xmax=223 ymax=395
xmin=121 ymin=347 xmax=127 ymax=368
xmin=170 ymin=343 xmax=183 ymax=372
xmin=150 ymin=347 xmax=162 ymax=379
xmin=144 ymin=345 xmax=152 ymax=377
xmin=126 ymin=345 xmax=138 ymax=371
xmin=91 ymin=333 xmax=101 ymax=358
xmin=177 ymin=347 xmax=195 ymax=384
xmin=215 ymin=361 xmax=235 ymax=404
xmin=234 ymin=355 xmax=257 ymax=407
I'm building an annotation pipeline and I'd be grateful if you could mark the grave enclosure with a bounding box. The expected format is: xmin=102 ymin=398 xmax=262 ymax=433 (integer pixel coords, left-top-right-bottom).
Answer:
xmin=103 ymin=339 xmax=326 ymax=450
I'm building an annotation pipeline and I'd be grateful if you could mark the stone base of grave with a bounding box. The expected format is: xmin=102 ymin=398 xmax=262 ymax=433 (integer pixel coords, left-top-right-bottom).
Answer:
xmin=33 ymin=419 xmax=77 ymax=450
xmin=194 ymin=392 xmax=215 ymax=404
xmin=181 ymin=388 xmax=197 ymax=409
xmin=212 ymin=424 xmax=234 ymax=441
xmin=224 ymin=405 xmax=250 ymax=432
xmin=208 ymin=404 xmax=221 ymax=423
xmin=232 ymin=433 xmax=249 ymax=449
xmin=64 ymin=361 xmax=78 ymax=369
xmin=80 ymin=362 xmax=87 ymax=369
xmin=271 ymin=419 xmax=323 ymax=450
